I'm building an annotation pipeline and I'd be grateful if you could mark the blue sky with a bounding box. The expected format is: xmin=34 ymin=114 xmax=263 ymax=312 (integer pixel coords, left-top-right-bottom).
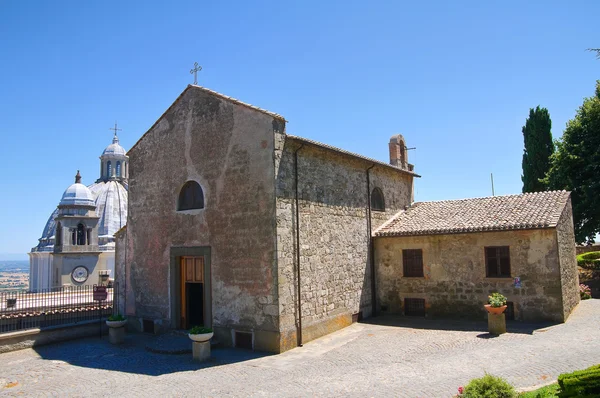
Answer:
xmin=0 ymin=1 xmax=598 ymax=259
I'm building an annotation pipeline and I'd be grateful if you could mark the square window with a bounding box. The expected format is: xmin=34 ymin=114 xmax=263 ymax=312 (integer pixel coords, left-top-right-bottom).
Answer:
xmin=403 ymin=249 xmax=424 ymax=277
xmin=404 ymin=298 xmax=426 ymax=316
xmin=485 ymin=246 xmax=511 ymax=278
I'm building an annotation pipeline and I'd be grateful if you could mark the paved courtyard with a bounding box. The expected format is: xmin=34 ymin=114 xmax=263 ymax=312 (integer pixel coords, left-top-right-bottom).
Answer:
xmin=1 ymin=300 xmax=600 ymax=397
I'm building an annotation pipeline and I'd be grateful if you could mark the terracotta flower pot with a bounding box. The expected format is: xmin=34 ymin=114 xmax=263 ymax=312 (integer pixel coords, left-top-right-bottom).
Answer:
xmin=484 ymin=304 xmax=507 ymax=315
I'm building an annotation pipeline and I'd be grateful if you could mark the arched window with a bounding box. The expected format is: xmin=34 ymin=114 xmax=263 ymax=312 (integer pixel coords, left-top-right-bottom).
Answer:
xmin=371 ymin=187 xmax=385 ymax=212
xmin=116 ymin=161 xmax=121 ymax=177
xmin=56 ymin=223 xmax=62 ymax=246
xmin=107 ymin=161 xmax=112 ymax=178
xmin=178 ymin=181 xmax=204 ymax=210
xmin=76 ymin=223 xmax=86 ymax=245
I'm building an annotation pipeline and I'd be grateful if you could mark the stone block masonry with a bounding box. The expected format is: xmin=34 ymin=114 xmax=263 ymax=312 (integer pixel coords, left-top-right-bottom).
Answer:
xmin=275 ymin=136 xmax=414 ymax=350
xmin=375 ymin=226 xmax=572 ymax=323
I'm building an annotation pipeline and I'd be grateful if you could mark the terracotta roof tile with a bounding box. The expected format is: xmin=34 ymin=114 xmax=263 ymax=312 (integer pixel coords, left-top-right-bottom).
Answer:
xmin=374 ymin=190 xmax=570 ymax=237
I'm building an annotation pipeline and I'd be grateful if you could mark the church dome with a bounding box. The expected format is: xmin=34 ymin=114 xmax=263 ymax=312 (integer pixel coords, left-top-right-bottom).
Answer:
xmin=102 ymin=135 xmax=127 ymax=156
xmin=32 ymin=134 xmax=129 ymax=254
xmin=88 ymin=180 xmax=128 ymax=239
xmin=59 ymin=172 xmax=95 ymax=207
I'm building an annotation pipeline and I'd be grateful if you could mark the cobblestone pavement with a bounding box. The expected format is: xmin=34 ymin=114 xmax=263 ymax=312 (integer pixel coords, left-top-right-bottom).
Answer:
xmin=2 ymin=300 xmax=600 ymax=398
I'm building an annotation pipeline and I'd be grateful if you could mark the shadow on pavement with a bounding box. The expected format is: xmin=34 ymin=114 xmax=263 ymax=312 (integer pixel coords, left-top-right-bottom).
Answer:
xmin=32 ymin=332 xmax=271 ymax=376
xmin=361 ymin=314 xmax=558 ymax=335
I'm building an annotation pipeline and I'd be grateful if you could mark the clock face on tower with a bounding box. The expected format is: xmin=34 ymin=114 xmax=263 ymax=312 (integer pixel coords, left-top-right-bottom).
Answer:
xmin=71 ymin=266 xmax=89 ymax=283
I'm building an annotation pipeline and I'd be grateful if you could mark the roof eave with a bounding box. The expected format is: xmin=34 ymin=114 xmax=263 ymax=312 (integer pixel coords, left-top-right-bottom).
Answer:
xmin=286 ymin=135 xmax=421 ymax=177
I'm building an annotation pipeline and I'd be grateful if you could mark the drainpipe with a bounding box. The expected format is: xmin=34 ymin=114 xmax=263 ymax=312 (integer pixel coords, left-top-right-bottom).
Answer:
xmin=294 ymin=144 xmax=304 ymax=347
xmin=366 ymin=164 xmax=377 ymax=317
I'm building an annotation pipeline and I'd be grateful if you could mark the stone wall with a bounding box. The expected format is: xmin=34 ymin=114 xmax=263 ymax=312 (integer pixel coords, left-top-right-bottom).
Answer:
xmin=576 ymin=245 xmax=600 ymax=255
xmin=114 ymin=227 xmax=127 ymax=316
xmin=556 ymin=198 xmax=580 ymax=320
xmin=275 ymin=135 xmax=414 ymax=350
xmin=375 ymin=228 xmax=566 ymax=322
xmin=125 ymin=86 xmax=284 ymax=350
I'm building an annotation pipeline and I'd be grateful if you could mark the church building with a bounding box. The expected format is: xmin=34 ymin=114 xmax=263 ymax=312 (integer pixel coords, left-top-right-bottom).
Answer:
xmin=29 ymin=133 xmax=128 ymax=291
xmin=117 ymin=84 xmax=579 ymax=353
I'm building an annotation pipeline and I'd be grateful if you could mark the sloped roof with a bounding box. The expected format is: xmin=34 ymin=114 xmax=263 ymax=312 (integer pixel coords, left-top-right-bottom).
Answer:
xmin=374 ymin=190 xmax=570 ymax=237
xmin=129 ymin=85 xmax=285 ymax=155
xmin=287 ymin=135 xmax=420 ymax=177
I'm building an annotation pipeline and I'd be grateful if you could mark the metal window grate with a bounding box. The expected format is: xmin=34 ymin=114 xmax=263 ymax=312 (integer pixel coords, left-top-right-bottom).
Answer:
xmin=403 ymin=249 xmax=424 ymax=277
xmin=485 ymin=246 xmax=511 ymax=277
xmin=404 ymin=298 xmax=426 ymax=316
xmin=235 ymin=331 xmax=253 ymax=349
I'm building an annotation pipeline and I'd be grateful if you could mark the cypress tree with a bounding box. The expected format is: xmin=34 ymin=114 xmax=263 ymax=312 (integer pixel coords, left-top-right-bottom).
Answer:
xmin=521 ymin=106 xmax=554 ymax=193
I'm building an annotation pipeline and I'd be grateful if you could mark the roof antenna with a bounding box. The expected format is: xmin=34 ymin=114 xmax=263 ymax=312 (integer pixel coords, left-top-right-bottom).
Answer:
xmin=490 ymin=173 xmax=495 ymax=196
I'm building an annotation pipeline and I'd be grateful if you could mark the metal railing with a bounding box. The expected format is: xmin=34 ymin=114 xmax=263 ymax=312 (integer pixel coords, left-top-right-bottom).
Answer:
xmin=0 ymin=284 xmax=117 ymax=334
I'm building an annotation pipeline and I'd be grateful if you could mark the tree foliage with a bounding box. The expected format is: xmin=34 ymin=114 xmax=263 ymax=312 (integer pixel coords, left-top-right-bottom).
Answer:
xmin=546 ymin=81 xmax=600 ymax=244
xmin=521 ymin=106 xmax=554 ymax=193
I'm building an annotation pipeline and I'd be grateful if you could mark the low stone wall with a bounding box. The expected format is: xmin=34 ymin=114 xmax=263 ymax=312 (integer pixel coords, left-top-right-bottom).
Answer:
xmin=0 ymin=320 xmax=107 ymax=354
xmin=576 ymin=245 xmax=600 ymax=255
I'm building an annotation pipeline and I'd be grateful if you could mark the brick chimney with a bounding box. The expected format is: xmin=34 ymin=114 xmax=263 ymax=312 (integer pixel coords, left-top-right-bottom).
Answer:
xmin=389 ymin=134 xmax=406 ymax=168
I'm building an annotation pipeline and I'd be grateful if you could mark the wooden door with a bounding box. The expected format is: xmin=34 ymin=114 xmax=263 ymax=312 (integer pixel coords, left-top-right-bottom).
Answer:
xmin=180 ymin=256 xmax=204 ymax=329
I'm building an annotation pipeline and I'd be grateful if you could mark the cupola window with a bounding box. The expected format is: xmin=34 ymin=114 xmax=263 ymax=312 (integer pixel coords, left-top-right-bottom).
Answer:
xmin=371 ymin=187 xmax=385 ymax=212
xmin=178 ymin=181 xmax=204 ymax=211
xmin=116 ymin=161 xmax=121 ymax=177
xmin=107 ymin=161 xmax=112 ymax=178
xmin=76 ymin=223 xmax=86 ymax=245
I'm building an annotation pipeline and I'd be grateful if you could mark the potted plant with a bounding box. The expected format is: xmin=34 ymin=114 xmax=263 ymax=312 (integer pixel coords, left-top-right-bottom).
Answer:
xmin=106 ymin=313 xmax=127 ymax=328
xmin=484 ymin=292 xmax=507 ymax=315
xmin=188 ymin=325 xmax=213 ymax=342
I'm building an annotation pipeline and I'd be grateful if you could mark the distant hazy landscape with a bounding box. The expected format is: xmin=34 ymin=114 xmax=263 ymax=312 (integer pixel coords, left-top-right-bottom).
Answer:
xmin=0 ymin=260 xmax=29 ymax=291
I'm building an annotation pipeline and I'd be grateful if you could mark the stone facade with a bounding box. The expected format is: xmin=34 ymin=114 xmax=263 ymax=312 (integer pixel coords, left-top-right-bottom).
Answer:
xmin=375 ymin=200 xmax=579 ymax=323
xmin=274 ymin=136 xmax=413 ymax=350
xmin=556 ymin=198 xmax=580 ymax=319
xmin=124 ymin=86 xmax=283 ymax=350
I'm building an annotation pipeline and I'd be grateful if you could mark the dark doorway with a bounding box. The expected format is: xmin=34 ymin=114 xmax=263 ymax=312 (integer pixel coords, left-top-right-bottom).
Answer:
xmin=186 ymin=283 xmax=204 ymax=327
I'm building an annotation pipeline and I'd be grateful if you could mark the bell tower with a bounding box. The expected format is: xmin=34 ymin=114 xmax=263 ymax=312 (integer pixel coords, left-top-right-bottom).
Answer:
xmin=52 ymin=171 xmax=101 ymax=286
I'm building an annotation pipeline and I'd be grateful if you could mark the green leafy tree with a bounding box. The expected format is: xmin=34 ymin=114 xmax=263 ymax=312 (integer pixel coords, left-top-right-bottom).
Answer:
xmin=546 ymin=81 xmax=600 ymax=244
xmin=521 ymin=106 xmax=554 ymax=193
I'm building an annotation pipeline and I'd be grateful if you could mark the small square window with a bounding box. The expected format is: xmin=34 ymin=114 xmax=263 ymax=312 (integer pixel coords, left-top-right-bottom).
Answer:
xmin=403 ymin=249 xmax=424 ymax=277
xmin=404 ymin=298 xmax=426 ymax=316
xmin=485 ymin=246 xmax=511 ymax=278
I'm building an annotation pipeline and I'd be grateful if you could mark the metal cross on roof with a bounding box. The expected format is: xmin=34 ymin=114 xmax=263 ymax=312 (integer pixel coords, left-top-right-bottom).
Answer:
xmin=109 ymin=122 xmax=122 ymax=138
xmin=190 ymin=62 xmax=202 ymax=85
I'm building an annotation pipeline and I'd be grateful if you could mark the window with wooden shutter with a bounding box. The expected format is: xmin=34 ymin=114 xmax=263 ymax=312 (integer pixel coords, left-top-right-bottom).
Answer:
xmin=402 ymin=249 xmax=424 ymax=277
xmin=178 ymin=181 xmax=204 ymax=211
xmin=485 ymin=246 xmax=511 ymax=278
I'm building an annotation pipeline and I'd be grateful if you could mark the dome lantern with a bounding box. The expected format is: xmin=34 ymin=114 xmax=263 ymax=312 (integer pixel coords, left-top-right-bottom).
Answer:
xmin=99 ymin=124 xmax=129 ymax=183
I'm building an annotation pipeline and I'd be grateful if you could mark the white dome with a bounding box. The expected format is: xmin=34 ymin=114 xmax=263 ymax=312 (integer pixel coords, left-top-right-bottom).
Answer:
xmin=59 ymin=183 xmax=95 ymax=207
xmin=102 ymin=135 xmax=127 ymax=156
xmin=88 ymin=180 xmax=128 ymax=237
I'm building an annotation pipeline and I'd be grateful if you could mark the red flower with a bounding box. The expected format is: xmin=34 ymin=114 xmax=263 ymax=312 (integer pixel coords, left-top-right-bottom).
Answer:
xmin=458 ymin=386 xmax=464 ymax=394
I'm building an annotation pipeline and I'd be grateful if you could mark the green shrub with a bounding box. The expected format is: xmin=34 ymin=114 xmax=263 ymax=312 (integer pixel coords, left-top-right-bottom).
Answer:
xmin=517 ymin=383 xmax=559 ymax=397
xmin=107 ymin=314 xmax=125 ymax=321
xmin=463 ymin=373 xmax=517 ymax=398
xmin=557 ymin=364 xmax=600 ymax=397
xmin=576 ymin=252 xmax=600 ymax=270
xmin=189 ymin=325 xmax=213 ymax=334
xmin=488 ymin=293 xmax=508 ymax=307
